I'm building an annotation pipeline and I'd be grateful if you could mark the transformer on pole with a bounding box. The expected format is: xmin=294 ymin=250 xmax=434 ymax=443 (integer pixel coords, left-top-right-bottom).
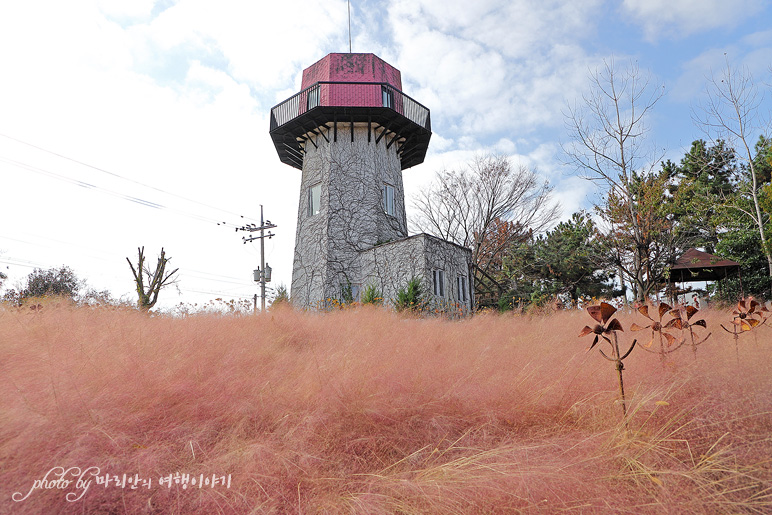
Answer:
xmin=236 ymin=204 xmax=276 ymax=312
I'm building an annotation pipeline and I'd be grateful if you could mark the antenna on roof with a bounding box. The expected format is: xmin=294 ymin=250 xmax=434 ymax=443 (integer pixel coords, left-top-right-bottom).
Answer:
xmin=348 ymin=0 xmax=352 ymax=53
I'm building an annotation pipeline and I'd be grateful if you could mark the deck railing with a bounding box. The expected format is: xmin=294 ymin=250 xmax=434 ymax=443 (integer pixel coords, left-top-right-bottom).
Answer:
xmin=270 ymin=81 xmax=431 ymax=132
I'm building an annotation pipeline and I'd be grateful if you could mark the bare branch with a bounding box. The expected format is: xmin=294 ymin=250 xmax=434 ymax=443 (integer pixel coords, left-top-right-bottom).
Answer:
xmin=694 ymin=55 xmax=772 ymax=287
xmin=411 ymin=154 xmax=560 ymax=301
xmin=127 ymin=246 xmax=179 ymax=311
xmin=563 ymin=58 xmax=665 ymax=191
xmin=563 ymin=59 xmax=677 ymax=302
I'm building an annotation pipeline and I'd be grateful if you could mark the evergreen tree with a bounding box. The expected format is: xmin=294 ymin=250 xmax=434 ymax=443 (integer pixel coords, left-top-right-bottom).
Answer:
xmin=665 ymin=138 xmax=771 ymax=300
xmin=662 ymin=139 xmax=737 ymax=254
xmin=503 ymin=211 xmax=615 ymax=308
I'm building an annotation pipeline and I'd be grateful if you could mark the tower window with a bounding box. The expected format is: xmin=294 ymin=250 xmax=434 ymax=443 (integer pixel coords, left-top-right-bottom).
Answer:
xmin=382 ymin=184 xmax=395 ymax=216
xmin=432 ymin=269 xmax=445 ymax=297
xmin=457 ymin=275 xmax=468 ymax=303
xmin=308 ymin=183 xmax=321 ymax=216
xmin=382 ymin=86 xmax=394 ymax=109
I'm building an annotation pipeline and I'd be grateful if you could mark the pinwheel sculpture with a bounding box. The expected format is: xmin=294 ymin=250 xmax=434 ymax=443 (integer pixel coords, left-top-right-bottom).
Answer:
xmin=668 ymin=305 xmax=710 ymax=358
xmin=579 ymin=302 xmax=637 ymax=420
xmin=630 ymin=302 xmax=685 ymax=362
xmin=721 ymin=297 xmax=770 ymax=359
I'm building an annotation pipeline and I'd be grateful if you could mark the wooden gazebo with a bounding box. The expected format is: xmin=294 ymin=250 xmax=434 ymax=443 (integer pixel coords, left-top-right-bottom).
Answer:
xmin=667 ymin=248 xmax=742 ymax=301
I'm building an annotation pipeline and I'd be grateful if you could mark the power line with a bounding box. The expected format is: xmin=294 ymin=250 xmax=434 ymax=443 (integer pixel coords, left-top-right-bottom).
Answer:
xmin=0 ymin=155 xmax=231 ymax=225
xmin=0 ymin=135 xmax=285 ymax=303
xmin=0 ymin=256 xmax=264 ymax=304
xmin=0 ymin=132 xmax=260 ymax=225
xmin=0 ymin=232 xmax=125 ymax=264
xmin=177 ymin=273 xmax=252 ymax=288
xmin=0 ymin=257 xmax=50 ymax=270
xmin=176 ymin=288 xmax=256 ymax=300
xmin=0 ymin=241 xmax=255 ymax=289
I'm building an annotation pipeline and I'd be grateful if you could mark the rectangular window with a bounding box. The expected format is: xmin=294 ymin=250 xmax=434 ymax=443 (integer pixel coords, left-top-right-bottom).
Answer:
xmin=457 ymin=275 xmax=467 ymax=303
xmin=308 ymin=183 xmax=321 ymax=216
xmin=307 ymin=85 xmax=319 ymax=110
xmin=382 ymin=184 xmax=395 ymax=216
xmin=432 ymin=269 xmax=445 ymax=297
xmin=382 ymin=85 xmax=394 ymax=109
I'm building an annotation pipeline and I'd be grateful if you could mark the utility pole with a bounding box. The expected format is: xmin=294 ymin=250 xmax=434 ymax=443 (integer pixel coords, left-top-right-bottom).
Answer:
xmin=236 ymin=205 xmax=276 ymax=312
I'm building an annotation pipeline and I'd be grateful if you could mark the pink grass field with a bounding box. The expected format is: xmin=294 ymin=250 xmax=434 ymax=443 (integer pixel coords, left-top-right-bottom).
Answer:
xmin=1 ymin=302 xmax=771 ymax=514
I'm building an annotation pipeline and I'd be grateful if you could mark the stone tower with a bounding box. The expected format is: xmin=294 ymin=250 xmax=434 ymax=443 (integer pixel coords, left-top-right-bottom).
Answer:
xmin=270 ymin=53 xmax=471 ymax=310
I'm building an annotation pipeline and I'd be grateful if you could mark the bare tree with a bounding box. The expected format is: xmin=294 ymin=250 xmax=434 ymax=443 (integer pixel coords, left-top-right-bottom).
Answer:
xmin=127 ymin=246 xmax=179 ymax=311
xmin=602 ymin=171 xmax=685 ymax=301
xmin=693 ymin=56 xmax=772 ymax=289
xmin=563 ymin=58 xmax=668 ymax=302
xmin=411 ymin=154 xmax=559 ymax=301
xmin=563 ymin=59 xmax=665 ymax=190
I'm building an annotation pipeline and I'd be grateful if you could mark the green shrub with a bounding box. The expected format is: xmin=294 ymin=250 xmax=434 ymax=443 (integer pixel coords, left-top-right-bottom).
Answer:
xmin=270 ymin=284 xmax=290 ymax=309
xmin=340 ymin=282 xmax=354 ymax=305
xmin=395 ymin=277 xmax=426 ymax=312
xmin=361 ymin=283 xmax=383 ymax=305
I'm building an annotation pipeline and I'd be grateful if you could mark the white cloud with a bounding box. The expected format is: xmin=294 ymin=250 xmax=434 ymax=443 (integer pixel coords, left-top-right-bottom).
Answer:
xmin=622 ymin=0 xmax=766 ymax=41
xmin=0 ymin=0 xmax=322 ymax=306
xmin=97 ymin=0 xmax=156 ymax=22
xmin=136 ymin=0 xmax=349 ymax=92
xmin=742 ymin=29 xmax=772 ymax=48
xmin=391 ymin=0 xmax=601 ymax=57
xmin=386 ymin=0 xmax=604 ymax=149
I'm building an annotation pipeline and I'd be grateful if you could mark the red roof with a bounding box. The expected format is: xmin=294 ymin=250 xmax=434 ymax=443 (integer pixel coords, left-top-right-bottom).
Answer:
xmin=669 ymin=248 xmax=740 ymax=282
xmin=301 ymin=53 xmax=402 ymax=90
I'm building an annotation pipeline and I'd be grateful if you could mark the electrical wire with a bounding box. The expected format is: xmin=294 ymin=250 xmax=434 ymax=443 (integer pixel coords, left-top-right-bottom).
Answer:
xmin=0 ymin=232 xmax=255 ymax=287
xmin=0 ymin=132 xmax=261 ymax=225
xmin=1 ymin=231 xmax=277 ymax=282
xmin=0 ymin=156 xmax=228 ymax=225
xmin=0 ymin=257 xmax=49 ymax=270
xmin=0 ymin=134 xmax=283 ymax=302
xmin=177 ymin=288 xmax=257 ymax=300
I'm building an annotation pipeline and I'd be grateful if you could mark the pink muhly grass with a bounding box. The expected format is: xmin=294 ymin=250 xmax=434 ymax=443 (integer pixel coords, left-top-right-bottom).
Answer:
xmin=0 ymin=301 xmax=769 ymax=513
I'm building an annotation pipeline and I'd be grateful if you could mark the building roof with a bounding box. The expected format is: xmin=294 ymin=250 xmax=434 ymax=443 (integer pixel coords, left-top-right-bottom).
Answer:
xmin=361 ymin=232 xmax=472 ymax=255
xmin=300 ymin=53 xmax=402 ymax=91
xmin=669 ymin=248 xmax=740 ymax=282
xmin=269 ymin=53 xmax=431 ymax=171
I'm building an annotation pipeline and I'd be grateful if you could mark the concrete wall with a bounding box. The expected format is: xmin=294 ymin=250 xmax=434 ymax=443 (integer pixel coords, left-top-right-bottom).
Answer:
xmin=291 ymin=123 xmax=407 ymax=308
xmin=359 ymin=234 xmax=473 ymax=312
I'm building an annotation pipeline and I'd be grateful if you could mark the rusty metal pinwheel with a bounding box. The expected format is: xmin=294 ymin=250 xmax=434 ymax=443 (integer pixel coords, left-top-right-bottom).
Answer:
xmin=668 ymin=304 xmax=711 ymax=357
xmin=630 ymin=302 xmax=684 ymax=360
xmin=720 ymin=297 xmax=770 ymax=362
xmin=579 ymin=302 xmax=624 ymax=351
xmin=731 ymin=297 xmax=768 ymax=331
xmin=579 ymin=302 xmax=636 ymax=422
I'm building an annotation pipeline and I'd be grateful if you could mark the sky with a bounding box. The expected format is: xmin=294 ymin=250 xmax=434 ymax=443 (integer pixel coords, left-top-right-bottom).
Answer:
xmin=1 ymin=0 xmax=771 ymax=310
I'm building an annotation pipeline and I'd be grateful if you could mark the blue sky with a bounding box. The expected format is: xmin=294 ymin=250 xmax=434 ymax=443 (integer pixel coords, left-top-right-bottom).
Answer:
xmin=1 ymin=0 xmax=770 ymax=309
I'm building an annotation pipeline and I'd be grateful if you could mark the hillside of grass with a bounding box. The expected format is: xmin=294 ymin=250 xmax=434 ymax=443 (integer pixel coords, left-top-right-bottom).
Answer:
xmin=1 ymin=302 xmax=771 ymax=514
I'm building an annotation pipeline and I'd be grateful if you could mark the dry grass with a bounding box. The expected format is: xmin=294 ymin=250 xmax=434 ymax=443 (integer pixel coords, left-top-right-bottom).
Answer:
xmin=1 ymin=301 xmax=771 ymax=514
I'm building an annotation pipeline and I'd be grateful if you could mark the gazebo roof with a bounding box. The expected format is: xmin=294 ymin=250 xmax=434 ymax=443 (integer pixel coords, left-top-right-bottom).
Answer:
xmin=669 ymin=248 xmax=740 ymax=282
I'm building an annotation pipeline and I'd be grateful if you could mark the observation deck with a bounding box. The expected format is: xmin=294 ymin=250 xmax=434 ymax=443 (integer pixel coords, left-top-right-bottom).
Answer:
xmin=269 ymin=54 xmax=432 ymax=171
